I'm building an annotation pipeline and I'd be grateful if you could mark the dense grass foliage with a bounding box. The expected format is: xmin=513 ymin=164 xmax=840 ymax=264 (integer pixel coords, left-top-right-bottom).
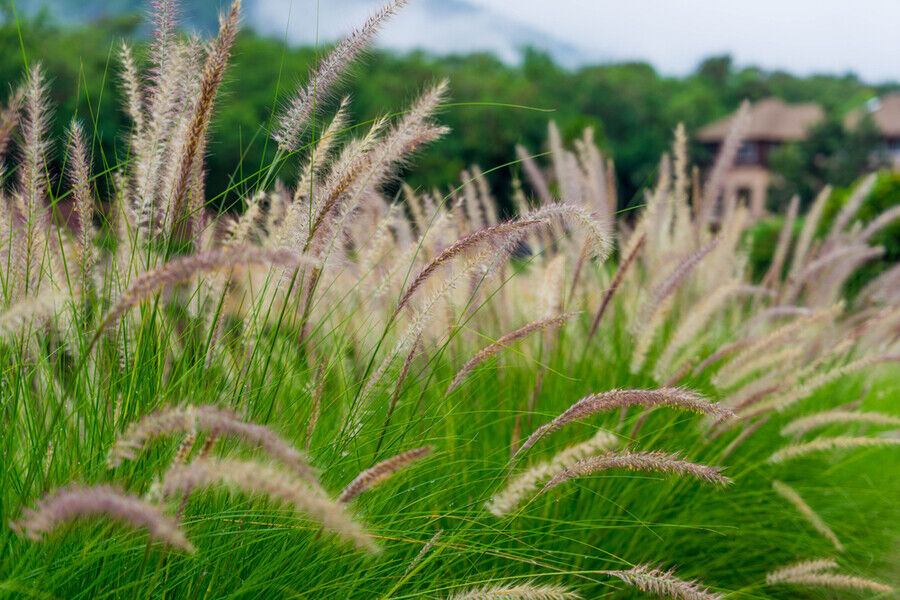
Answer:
xmin=1 ymin=2 xmax=899 ymax=599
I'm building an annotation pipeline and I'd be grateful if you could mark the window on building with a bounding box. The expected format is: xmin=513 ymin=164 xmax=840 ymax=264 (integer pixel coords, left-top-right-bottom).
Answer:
xmin=887 ymin=138 xmax=900 ymax=157
xmin=736 ymin=142 xmax=759 ymax=165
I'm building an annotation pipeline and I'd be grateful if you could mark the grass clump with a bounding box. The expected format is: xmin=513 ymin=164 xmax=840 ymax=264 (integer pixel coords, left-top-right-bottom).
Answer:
xmin=0 ymin=1 xmax=898 ymax=598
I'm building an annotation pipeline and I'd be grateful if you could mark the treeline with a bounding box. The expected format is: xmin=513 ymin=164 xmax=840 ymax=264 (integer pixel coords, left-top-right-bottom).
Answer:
xmin=1 ymin=10 xmax=898 ymax=213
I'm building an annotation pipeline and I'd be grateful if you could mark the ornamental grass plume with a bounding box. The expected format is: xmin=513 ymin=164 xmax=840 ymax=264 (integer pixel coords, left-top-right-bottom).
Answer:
xmin=359 ymin=246 xmax=496 ymax=404
xmin=859 ymin=264 xmax=900 ymax=304
xmin=795 ymin=245 xmax=884 ymax=287
xmin=516 ymin=144 xmax=555 ymax=206
xmin=717 ymin=382 xmax=784 ymax=429
xmin=309 ymin=81 xmax=449 ymax=256
xmin=404 ymin=528 xmax=443 ymax=574
xmin=827 ymin=173 xmax=877 ymax=241
xmin=487 ymin=429 xmax=617 ymax=516
xmin=548 ymin=122 xmax=585 ymax=208
xmin=653 ymin=280 xmax=741 ymax=380
xmin=751 ymin=353 xmax=900 ymax=416
xmin=0 ymin=86 xmax=23 ymax=162
xmin=446 ymin=312 xmax=576 ymax=395
xmin=65 ymin=120 xmax=96 ymax=285
xmin=672 ymin=123 xmax=689 ymax=203
xmin=162 ymin=457 xmax=377 ymax=551
xmin=376 ymin=335 xmax=422 ymax=452
xmin=107 ymin=405 xmax=320 ymax=488
xmin=338 ymin=445 xmax=433 ymax=502
xmin=173 ymin=432 xmax=197 ymax=465
xmin=714 ymin=302 xmax=843 ymax=385
xmin=168 ymin=0 xmax=241 ymax=234
xmin=713 ymin=343 xmax=804 ymax=390
xmin=781 ymin=410 xmax=900 ymax=437
xmin=587 ymin=232 xmax=645 ymax=344
xmin=858 ymin=204 xmax=900 ymax=242
xmin=93 ymin=247 xmax=315 ymax=344
xmin=118 ymin=43 xmax=144 ymax=134
xmin=768 ymin=436 xmax=900 ymax=463
xmin=773 ymin=571 xmax=894 ymax=593
xmin=727 ymin=344 xmax=851 ymax=421
xmin=11 ymin=485 xmax=193 ymax=552
xmin=515 ymin=388 xmax=732 ymax=459
xmin=602 ymin=564 xmax=723 ymax=600
xmin=717 ymin=417 xmax=769 ymax=463
xmin=147 ymin=0 xmax=177 ymax=82
xmin=444 ymin=582 xmax=580 ymax=600
xmin=701 ymin=100 xmax=749 ymax=224
xmin=765 ymin=559 xmax=838 ymax=581
xmin=392 ymin=218 xmax=545 ymax=320
xmin=766 ymin=559 xmax=892 ymax=593
xmin=295 ymin=117 xmax=390 ymax=249
xmin=761 ymin=195 xmax=799 ymax=288
xmin=128 ymin=3 xmax=208 ymax=241
xmin=638 ymin=240 xmax=719 ymax=326
xmin=743 ymin=305 xmax=813 ymax=334
xmin=297 ymin=97 xmax=351 ymax=185
xmin=18 ymin=63 xmax=56 ymax=294
xmin=631 ymin=239 xmax=719 ymax=372
xmin=525 ymin=202 xmax=612 ymax=260
xmin=273 ymin=0 xmax=408 ymax=151
xmin=782 ymin=185 xmax=831 ymax=301
xmin=0 ymin=288 xmax=70 ymax=336
xmin=772 ymin=480 xmax=843 ymax=551
xmin=540 ymin=450 xmax=732 ymax=492
xmin=279 ymin=98 xmax=351 ymax=241
xmin=691 ymin=339 xmax=752 ymax=378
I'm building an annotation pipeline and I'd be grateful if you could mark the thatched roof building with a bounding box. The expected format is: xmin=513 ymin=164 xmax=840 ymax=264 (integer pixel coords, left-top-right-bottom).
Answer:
xmin=696 ymin=98 xmax=824 ymax=218
xmin=845 ymin=93 xmax=900 ymax=138
xmin=698 ymin=97 xmax=824 ymax=143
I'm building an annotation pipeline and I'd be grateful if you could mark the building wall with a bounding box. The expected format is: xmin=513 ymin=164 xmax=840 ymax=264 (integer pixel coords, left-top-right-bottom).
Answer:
xmin=884 ymin=137 xmax=900 ymax=169
xmin=702 ymin=140 xmax=779 ymax=218
xmin=722 ymin=166 xmax=770 ymax=218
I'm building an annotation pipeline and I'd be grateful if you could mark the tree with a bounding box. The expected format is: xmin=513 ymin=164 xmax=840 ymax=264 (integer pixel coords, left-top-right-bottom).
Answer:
xmin=768 ymin=113 xmax=883 ymax=210
xmin=697 ymin=55 xmax=732 ymax=88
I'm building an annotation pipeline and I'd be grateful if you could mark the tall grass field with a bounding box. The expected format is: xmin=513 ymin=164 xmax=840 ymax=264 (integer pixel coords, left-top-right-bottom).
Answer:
xmin=1 ymin=1 xmax=899 ymax=599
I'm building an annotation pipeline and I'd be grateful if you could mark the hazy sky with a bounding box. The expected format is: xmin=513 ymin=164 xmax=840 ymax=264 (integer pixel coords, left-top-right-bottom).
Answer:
xmin=471 ymin=0 xmax=900 ymax=82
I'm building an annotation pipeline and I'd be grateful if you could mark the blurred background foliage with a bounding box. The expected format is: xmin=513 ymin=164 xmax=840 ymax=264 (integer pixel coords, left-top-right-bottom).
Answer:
xmin=3 ymin=8 xmax=899 ymax=213
xmin=747 ymin=170 xmax=900 ymax=296
xmin=1 ymin=5 xmax=898 ymax=293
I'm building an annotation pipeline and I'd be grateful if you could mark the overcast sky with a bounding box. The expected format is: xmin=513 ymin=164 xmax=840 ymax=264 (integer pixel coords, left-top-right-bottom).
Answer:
xmin=470 ymin=0 xmax=900 ymax=82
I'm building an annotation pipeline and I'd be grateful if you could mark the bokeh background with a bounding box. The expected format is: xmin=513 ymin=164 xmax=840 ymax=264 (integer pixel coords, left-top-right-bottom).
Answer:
xmin=6 ymin=0 xmax=900 ymax=288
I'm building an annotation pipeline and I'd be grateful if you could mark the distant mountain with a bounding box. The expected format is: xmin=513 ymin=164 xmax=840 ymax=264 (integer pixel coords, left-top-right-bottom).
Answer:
xmin=249 ymin=0 xmax=591 ymax=67
xmin=21 ymin=0 xmax=594 ymax=67
xmin=20 ymin=0 xmax=222 ymax=32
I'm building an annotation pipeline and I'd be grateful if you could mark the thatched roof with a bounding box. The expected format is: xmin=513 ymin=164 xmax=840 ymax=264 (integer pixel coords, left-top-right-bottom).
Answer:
xmin=845 ymin=93 xmax=900 ymax=137
xmin=697 ymin=97 xmax=824 ymax=143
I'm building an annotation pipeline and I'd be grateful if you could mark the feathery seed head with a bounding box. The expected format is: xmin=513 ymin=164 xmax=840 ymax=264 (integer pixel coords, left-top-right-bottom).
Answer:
xmin=769 ymin=436 xmax=900 ymax=463
xmin=541 ymin=449 xmax=732 ymax=493
xmin=516 ymin=388 xmax=731 ymax=459
xmin=338 ymin=445 xmax=433 ymax=502
xmin=487 ymin=429 xmax=617 ymax=516
xmin=445 ymin=582 xmax=580 ymax=600
xmin=446 ymin=312 xmax=577 ymax=395
xmin=771 ymin=480 xmax=843 ymax=551
xmin=162 ymin=457 xmax=377 ymax=551
xmin=603 ymin=564 xmax=724 ymax=600
xmin=766 ymin=559 xmax=892 ymax=593
xmin=273 ymin=0 xmax=409 ymax=151
xmin=107 ymin=404 xmax=320 ymax=489
xmin=12 ymin=485 xmax=193 ymax=552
